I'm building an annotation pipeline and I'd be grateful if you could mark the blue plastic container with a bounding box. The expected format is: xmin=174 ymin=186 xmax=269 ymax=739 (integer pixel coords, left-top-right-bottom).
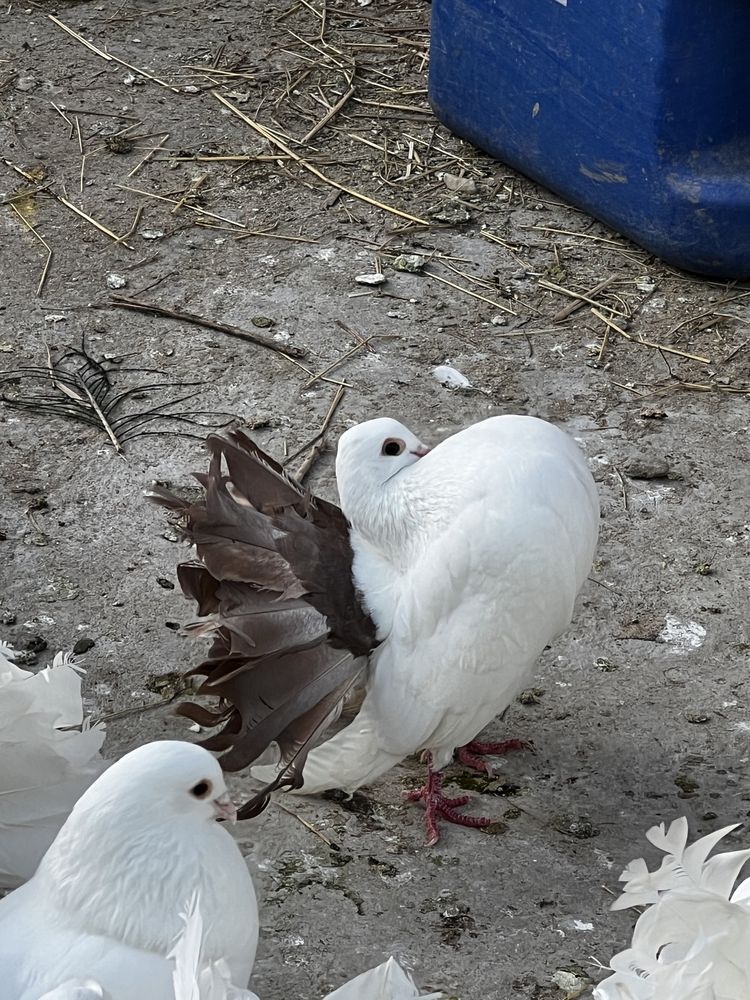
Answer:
xmin=428 ymin=0 xmax=750 ymax=278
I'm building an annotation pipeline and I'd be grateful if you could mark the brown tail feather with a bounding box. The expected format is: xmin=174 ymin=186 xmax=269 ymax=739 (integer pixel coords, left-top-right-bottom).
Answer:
xmin=148 ymin=428 xmax=378 ymax=818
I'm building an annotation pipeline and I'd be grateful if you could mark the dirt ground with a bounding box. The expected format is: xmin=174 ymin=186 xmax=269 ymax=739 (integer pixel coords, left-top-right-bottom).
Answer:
xmin=1 ymin=2 xmax=749 ymax=998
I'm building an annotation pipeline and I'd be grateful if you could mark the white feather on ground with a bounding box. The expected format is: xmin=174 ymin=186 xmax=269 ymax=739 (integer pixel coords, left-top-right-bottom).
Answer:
xmin=0 ymin=640 xmax=106 ymax=889
xmin=0 ymin=740 xmax=258 ymax=1000
xmin=594 ymin=817 xmax=750 ymax=999
xmin=323 ymin=957 xmax=442 ymax=1000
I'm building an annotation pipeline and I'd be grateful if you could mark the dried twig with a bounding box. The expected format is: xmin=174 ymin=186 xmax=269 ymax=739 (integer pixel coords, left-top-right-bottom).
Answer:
xmin=302 ymin=336 xmax=374 ymax=389
xmin=590 ymin=308 xmax=711 ymax=365
xmin=102 ymin=295 xmax=308 ymax=359
xmin=55 ymin=194 xmax=135 ymax=248
xmin=128 ymin=133 xmax=170 ymax=178
xmin=292 ymin=384 xmax=346 ymax=480
xmin=9 ymin=203 xmax=53 ymax=295
xmin=540 ymin=278 xmax=627 ymax=317
xmin=552 ymin=276 xmax=617 ymax=323
xmin=118 ymin=182 xmax=246 ymax=229
xmin=302 ymin=82 xmax=355 ymax=143
xmin=424 ymin=267 xmax=515 ymax=315
xmin=213 ymin=91 xmax=431 ymax=227
xmin=47 ymin=14 xmax=180 ymax=92
xmin=272 ymin=799 xmax=341 ymax=851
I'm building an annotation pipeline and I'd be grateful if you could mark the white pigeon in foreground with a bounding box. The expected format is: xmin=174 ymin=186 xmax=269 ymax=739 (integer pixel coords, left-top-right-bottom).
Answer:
xmin=152 ymin=414 xmax=599 ymax=844
xmin=0 ymin=640 xmax=106 ymax=889
xmin=56 ymin=954 xmax=441 ymax=1000
xmin=594 ymin=817 xmax=750 ymax=999
xmin=0 ymin=741 xmax=258 ymax=1000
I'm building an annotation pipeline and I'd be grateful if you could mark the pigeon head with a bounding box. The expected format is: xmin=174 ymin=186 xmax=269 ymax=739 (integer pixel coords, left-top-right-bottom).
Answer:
xmin=34 ymin=741 xmax=248 ymax=958
xmin=75 ymin=740 xmax=238 ymax=825
xmin=335 ymin=417 xmax=431 ymax=547
xmin=336 ymin=416 xmax=428 ymax=490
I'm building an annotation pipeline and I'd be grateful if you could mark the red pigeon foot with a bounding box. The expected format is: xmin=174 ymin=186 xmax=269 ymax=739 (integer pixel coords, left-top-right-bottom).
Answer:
xmin=456 ymin=738 xmax=529 ymax=774
xmin=403 ymin=756 xmax=493 ymax=846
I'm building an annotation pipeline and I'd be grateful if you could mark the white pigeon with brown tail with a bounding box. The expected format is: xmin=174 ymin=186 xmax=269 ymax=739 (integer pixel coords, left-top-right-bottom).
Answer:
xmin=153 ymin=415 xmax=598 ymax=844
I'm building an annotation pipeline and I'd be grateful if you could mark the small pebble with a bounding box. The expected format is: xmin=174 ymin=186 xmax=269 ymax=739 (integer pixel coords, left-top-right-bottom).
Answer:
xmin=442 ymin=172 xmax=477 ymax=195
xmin=685 ymin=710 xmax=711 ymax=724
xmin=354 ymin=272 xmax=387 ymax=286
xmin=141 ymin=229 xmax=165 ymax=240
xmin=392 ymin=254 xmax=423 ymax=273
xmin=624 ymin=455 xmax=670 ymax=479
xmin=156 ymin=577 xmax=175 ymax=590
xmin=106 ymin=273 xmax=127 ymax=290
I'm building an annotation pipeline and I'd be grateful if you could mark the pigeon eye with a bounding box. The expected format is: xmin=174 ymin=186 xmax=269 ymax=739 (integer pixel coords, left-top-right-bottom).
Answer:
xmin=381 ymin=438 xmax=405 ymax=457
xmin=190 ymin=780 xmax=212 ymax=799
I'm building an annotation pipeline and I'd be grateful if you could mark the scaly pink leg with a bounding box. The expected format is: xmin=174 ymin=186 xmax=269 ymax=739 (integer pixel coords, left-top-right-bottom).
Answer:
xmin=457 ymin=738 xmax=529 ymax=775
xmin=403 ymin=754 xmax=494 ymax=846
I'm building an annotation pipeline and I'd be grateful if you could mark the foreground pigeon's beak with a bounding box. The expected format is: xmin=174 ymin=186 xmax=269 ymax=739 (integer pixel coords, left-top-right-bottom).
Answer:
xmin=213 ymin=792 xmax=238 ymax=824
xmin=411 ymin=445 xmax=431 ymax=458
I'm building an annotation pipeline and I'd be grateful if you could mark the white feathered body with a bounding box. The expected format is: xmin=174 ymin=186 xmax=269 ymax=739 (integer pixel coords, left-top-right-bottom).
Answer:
xmin=0 ymin=762 xmax=258 ymax=999
xmin=0 ymin=643 xmax=106 ymax=889
xmin=290 ymin=415 xmax=599 ymax=793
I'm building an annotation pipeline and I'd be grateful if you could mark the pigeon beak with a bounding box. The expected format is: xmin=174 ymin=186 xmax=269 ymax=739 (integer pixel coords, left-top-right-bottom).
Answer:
xmin=212 ymin=792 xmax=238 ymax=824
xmin=411 ymin=445 xmax=431 ymax=458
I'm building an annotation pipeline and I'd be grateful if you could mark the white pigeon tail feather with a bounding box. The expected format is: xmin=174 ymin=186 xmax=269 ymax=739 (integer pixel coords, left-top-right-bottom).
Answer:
xmin=595 ymin=817 xmax=750 ymax=999
xmin=322 ymin=957 xmax=442 ymax=1000
xmin=0 ymin=641 xmax=106 ymax=889
xmin=252 ymin=707 xmax=404 ymax=795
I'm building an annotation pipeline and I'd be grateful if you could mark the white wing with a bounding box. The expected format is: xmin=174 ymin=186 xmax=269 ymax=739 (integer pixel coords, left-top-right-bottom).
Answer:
xmin=0 ymin=642 xmax=106 ymax=889
xmin=323 ymin=958 xmax=442 ymax=1000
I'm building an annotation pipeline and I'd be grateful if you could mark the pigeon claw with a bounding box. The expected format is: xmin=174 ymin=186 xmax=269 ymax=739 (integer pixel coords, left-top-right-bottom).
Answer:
xmin=456 ymin=738 xmax=531 ymax=774
xmin=403 ymin=763 xmax=494 ymax=846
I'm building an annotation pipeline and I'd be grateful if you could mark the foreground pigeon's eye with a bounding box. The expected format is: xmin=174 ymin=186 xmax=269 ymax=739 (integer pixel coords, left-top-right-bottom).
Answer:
xmin=381 ymin=438 xmax=406 ymax=457
xmin=190 ymin=780 xmax=212 ymax=799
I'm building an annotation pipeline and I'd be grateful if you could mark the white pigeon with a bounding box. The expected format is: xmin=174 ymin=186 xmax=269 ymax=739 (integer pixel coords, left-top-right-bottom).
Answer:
xmin=260 ymin=415 xmax=598 ymax=837
xmin=0 ymin=640 xmax=106 ymax=889
xmin=594 ymin=817 xmax=750 ymax=999
xmin=153 ymin=415 xmax=599 ymax=844
xmin=0 ymin=740 xmax=258 ymax=1000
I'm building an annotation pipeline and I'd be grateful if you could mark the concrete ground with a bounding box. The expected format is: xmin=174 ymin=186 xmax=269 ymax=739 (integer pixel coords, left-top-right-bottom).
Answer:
xmin=1 ymin=2 xmax=749 ymax=997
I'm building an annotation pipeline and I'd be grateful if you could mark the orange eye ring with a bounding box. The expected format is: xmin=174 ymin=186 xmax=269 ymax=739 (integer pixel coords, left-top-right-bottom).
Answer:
xmin=381 ymin=438 xmax=406 ymax=457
